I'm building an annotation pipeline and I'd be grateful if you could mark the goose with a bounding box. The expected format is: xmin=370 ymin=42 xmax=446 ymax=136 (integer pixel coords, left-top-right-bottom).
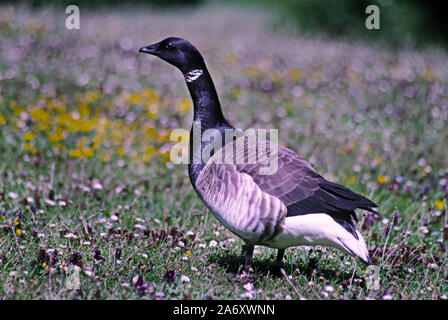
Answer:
xmin=139 ymin=37 xmax=378 ymax=271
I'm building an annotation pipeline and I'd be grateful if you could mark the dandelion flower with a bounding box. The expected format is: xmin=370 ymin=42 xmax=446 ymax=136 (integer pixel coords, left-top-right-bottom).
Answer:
xmin=377 ymin=175 xmax=388 ymax=184
xmin=435 ymin=200 xmax=445 ymax=210
xmin=23 ymin=132 xmax=35 ymax=141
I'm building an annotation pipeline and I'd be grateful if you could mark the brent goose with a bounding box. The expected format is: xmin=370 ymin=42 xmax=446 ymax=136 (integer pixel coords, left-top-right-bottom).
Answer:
xmin=139 ymin=37 xmax=378 ymax=271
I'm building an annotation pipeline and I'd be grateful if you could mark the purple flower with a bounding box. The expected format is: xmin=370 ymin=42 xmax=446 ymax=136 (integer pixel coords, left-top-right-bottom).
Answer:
xmin=68 ymin=251 xmax=83 ymax=268
xmin=163 ymin=269 xmax=177 ymax=283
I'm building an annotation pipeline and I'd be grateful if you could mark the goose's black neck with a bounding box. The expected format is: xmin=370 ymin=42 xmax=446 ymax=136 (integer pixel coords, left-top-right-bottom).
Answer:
xmin=186 ymin=68 xmax=227 ymax=130
xmin=185 ymin=67 xmax=232 ymax=185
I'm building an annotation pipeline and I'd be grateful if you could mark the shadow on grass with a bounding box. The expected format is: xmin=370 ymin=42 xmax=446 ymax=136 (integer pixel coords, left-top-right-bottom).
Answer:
xmin=207 ymin=251 xmax=355 ymax=281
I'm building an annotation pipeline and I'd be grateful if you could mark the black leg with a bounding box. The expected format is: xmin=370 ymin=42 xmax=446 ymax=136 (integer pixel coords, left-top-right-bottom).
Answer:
xmin=242 ymin=243 xmax=254 ymax=272
xmin=273 ymin=249 xmax=285 ymax=273
xmin=307 ymin=249 xmax=318 ymax=271
xmin=276 ymin=249 xmax=285 ymax=265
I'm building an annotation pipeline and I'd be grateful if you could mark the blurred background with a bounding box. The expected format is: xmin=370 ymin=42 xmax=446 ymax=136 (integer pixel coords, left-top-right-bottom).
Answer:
xmin=1 ymin=0 xmax=448 ymax=181
xmin=6 ymin=0 xmax=448 ymax=47
xmin=1 ymin=0 xmax=448 ymax=300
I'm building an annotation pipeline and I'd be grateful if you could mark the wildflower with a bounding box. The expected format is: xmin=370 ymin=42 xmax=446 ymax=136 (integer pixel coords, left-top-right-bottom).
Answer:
xmin=186 ymin=249 xmax=192 ymax=257
xmin=209 ymin=240 xmax=218 ymax=247
xmin=346 ymin=176 xmax=357 ymax=185
xmin=68 ymin=251 xmax=83 ymax=268
xmin=117 ymin=148 xmax=126 ymax=156
xmin=92 ymin=179 xmax=103 ymax=190
xmin=64 ymin=233 xmax=77 ymax=239
xmin=8 ymin=192 xmax=18 ymax=199
xmin=82 ymin=148 xmax=94 ymax=158
xmin=324 ymin=285 xmax=334 ymax=293
xmin=23 ymin=132 xmax=35 ymax=141
xmin=180 ymin=275 xmax=191 ymax=282
xmin=435 ymin=200 xmax=445 ymax=210
xmin=48 ymin=130 xmax=64 ymax=143
xmin=69 ymin=149 xmax=82 ymax=158
xmin=134 ymin=224 xmax=146 ymax=231
xmin=176 ymin=98 xmax=192 ymax=115
xmin=377 ymin=175 xmax=388 ymax=184
xmin=163 ymin=269 xmax=177 ymax=283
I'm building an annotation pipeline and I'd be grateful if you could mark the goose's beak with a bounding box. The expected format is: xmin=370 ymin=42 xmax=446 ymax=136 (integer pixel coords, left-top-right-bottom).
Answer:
xmin=139 ymin=45 xmax=158 ymax=55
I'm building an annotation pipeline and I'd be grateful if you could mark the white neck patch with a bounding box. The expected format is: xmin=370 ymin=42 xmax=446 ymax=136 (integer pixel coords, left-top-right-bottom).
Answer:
xmin=184 ymin=69 xmax=203 ymax=82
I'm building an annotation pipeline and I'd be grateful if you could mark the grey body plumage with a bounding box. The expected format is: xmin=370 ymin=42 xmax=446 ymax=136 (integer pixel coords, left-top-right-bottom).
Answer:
xmin=139 ymin=37 xmax=378 ymax=271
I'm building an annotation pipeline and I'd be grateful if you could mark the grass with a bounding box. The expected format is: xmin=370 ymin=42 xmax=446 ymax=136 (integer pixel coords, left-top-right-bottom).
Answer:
xmin=0 ymin=4 xmax=447 ymax=300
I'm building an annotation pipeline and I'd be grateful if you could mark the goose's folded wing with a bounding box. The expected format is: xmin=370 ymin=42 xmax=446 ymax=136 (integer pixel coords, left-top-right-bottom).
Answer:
xmin=230 ymin=137 xmax=378 ymax=227
xmin=196 ymin=135 xmax=377 ymax=240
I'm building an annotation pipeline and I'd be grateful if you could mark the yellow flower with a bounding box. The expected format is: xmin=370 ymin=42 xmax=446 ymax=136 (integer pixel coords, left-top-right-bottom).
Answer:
xmin=374 ymin=156 xmax=382 ymax=165
xmin=0 ymin=114 xmax=6 ymax=125
xmin=141 ymin=87 xmax=159 ymax=101
xmin=69 ymin=149 xmax=82 ymax=158
xmin=30 ymin=108 xmax=50 ymax=124
xmin=117 ymin=148 xmax=126 ymax=156
xmin=23 ymin=132 xmax=35 ymax=141
xmin=127 ymin=92 xmax=142 ymax=104
xmin=16 ymin=229 xmax=22 ymax=235
xmin=186 ymin=250 xmax=192 ymax=256
xmin=225 ymin=53 xmax=238 ymax=64
xmin=232 ymin=87 xmax=242 ymax=98
xmin=176 ymin=98 xmax=192 ymax=115
xmin=288 ymin=68 xmax=302 ymax=80
xmin=99 ymin=153 xmax=111 ymax=162
xmin=85 ymin=90 xmax=103 ymax=103
xmin=435 ymin=200 xmax=445 ymax=210
xmin=79 ymin=103 xmax=90 ymax=116
xmin=52 ymin=143 xmax=64 ymax=151
xmin=377 ymin=175 xmax=388 ymax=184
xmin=48 ymin=129 xmax=65 ymax=142
xmin=0 ymin=215 xmax=5 ymax=220
xmin=146 ymin=103 xmax=159 ymax=118
xmin=244 ymin=65 xmax=263 ymax=78
xmin=23 ymin=143 xmax=37 ymax=154
xmin=346 ymin=176 xmax=358 ymax=185
xmin=83 ymin=148 xmax=94 ymax=158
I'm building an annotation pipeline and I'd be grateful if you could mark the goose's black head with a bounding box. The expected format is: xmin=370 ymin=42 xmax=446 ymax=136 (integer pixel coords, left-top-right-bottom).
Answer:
xmin=139 ymin=37 xmax=205 ymax=74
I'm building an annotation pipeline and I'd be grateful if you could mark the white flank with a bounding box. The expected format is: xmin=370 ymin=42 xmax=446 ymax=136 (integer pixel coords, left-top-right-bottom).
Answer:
xmin=184 ymin=69 xmax=203 ymax=82
xmin=265 ymin=213 xmax=370 ymax=263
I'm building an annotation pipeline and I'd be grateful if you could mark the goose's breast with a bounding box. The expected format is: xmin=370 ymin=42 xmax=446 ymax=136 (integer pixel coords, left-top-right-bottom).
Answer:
xmin=195 ymin=163 xmax=287 ymax=244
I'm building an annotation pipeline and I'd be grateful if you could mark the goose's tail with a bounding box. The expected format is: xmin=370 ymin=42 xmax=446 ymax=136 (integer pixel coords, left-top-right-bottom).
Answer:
xmin=274 ymin=213 xmax=372 ymax=265
xmin=336 ymin=230 xmax=371 ymax=265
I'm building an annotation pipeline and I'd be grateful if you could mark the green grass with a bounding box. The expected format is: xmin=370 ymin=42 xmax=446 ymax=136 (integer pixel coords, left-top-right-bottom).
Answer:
xmin=0 ymin=4 xmax=447 ymax=300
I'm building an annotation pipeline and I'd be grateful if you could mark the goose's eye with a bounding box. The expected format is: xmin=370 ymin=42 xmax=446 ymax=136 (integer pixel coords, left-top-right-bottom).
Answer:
xmin=165 ymin=43 xmax=175 ymax=49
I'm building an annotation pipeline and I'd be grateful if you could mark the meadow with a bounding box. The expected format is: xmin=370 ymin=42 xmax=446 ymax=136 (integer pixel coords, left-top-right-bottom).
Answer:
xmin=0 ymin=4 xmax=447 ymax=300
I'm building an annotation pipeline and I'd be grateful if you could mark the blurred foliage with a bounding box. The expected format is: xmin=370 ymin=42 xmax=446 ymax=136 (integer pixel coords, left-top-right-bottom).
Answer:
xmin=226 ymin=0 xmax=448 ymax=47
xmin=7 ymin=0 xmax=447 ymax=47
xmin=7 ymin=0 xmax=203 ymax=9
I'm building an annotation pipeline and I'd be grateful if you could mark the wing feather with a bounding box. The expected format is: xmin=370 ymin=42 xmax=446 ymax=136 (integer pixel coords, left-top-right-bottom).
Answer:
xmin=228 ymin=135 xmax=378 ymax=237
